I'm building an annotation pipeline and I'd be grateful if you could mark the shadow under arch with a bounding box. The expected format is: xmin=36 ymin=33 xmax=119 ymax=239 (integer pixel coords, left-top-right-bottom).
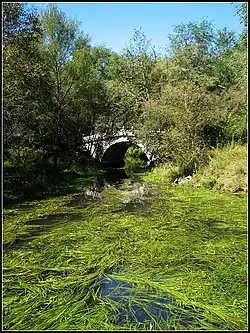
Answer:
xmin=101 ymin=141 xmax=148 ymax=167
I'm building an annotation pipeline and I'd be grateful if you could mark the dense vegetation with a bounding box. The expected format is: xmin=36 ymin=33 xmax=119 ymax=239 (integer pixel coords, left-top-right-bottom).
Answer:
xmin=3 ymin=2 xmax=247 ymax=196
xmin=3 ymin=164 xmax=247 ymax=330
xmin=3 ymin=3 xmax=247 ymax=330
xmin=191 ymin=144 xmax=247 ymax=192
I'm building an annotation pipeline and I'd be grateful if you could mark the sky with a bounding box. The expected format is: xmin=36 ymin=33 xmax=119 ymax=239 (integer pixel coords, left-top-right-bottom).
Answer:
xmin=25 ymin=2 xmax=244 ymax=55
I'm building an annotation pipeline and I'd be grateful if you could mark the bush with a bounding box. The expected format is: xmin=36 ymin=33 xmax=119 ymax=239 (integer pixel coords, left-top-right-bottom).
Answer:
xmin=124 ymin=145 xmax=148 ymax=171
xmin=4 ymin=159 xmax=14 ymax=169
xmin=200 ymin=176 xmax=218 ymax=189
xmin=160 ymin=129 xmax=209 ymax=176
xmin=8 ymin=148 xmax=46 ymax=178
xmin=164 ymin=166 xmax=180 ymax=182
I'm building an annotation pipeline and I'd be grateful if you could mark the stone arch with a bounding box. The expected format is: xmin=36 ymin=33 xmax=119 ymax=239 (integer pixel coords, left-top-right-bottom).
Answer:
xmin=100 ymin=138 xmax=150 ymax=166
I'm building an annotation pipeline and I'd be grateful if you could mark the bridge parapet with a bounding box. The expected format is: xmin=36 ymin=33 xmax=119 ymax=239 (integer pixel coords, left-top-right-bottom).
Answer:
xmin=82 ymin=128 xmax=154 ymax=164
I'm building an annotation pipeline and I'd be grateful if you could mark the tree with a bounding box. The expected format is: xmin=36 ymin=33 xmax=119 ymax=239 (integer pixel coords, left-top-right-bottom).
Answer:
xmin=136 ymin=15 xmax=246 ymax=173
xmin=3 ymin=2 xmax=46 ymax=166
xmin=102 ymin=29 xmax=158 ymax=134
xmin=2 ymin=2 xmax=40 ymax=41
xmin=167 ymin=20 xmax=236 ymax=79
xmin=138 ymin=79 xmax=228 ymax=173
xmin=40 ymin=3 xmax=92 ymax=168
xmin=236 ymin=2 xmax=247 ymax=48
xmin=122 ymin=28 xmax=157 ymax=103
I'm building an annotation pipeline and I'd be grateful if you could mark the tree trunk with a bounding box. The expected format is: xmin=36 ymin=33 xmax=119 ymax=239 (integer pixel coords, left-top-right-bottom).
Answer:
xmin=53 ymin=150 xmax=58 ymax=169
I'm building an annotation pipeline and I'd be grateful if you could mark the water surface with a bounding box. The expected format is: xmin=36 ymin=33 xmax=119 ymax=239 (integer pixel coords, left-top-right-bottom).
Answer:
xmin=99 ymin=273 xmax=174 ymax=325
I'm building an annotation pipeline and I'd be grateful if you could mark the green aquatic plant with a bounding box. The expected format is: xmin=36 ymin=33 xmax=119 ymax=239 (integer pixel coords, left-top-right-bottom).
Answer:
xmin=3 ymin=167 xmax=247 ymax=330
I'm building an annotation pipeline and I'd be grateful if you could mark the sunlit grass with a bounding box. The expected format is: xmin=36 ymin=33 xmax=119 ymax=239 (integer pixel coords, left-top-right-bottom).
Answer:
xmin=191 ymin=143 xmax=247 ymax=192
xmin=3 ymin=168 xmax=247 ymax=330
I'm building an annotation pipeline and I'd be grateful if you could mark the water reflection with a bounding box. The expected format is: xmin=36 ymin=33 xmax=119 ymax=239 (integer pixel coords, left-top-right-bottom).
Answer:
xmin=103 ymin=168 xmax=129 ymax=186
xmin=65 ymin=168 xmax=146 ymax=208
xmin=113 ymin=198 xmax=152 ymax=217
xmin=98 ymin=273 xmax=214 ymax=328
xmin=103 ymin=167 xmax=148 ymax=186
xmin=27 ymin=213 xmax=83 ymax=226
xmin=99 ymin=273 xmax=175 ymax=325
xmin=62 ymin=191 xmax=101 ymax=208
xmin=122 ymin=199 xmax=150 ymax=212
xmin=4 ymin=213 xmax=83 ymax=249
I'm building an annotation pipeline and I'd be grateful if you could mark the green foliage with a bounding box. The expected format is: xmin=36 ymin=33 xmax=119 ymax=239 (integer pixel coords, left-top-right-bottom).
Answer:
xmin=3 ymin=3 xmax=104 ymax=174
xmin=236 ymin=2 xmax=248 ymax=27
xmin=2 ymin=4 xmax=248 ymax=330
xmin=165 ymin=166 xmax=180 ymax=182
xmin=7 ymin=147 xmax=49 ymax=179
xmin=103 ymin=28 xmax=157 ymax=131
xmin=3 ymin=166 xmax=247 ymax=330
xmin=136 ymin=14 xmax=246 ymax=174
xmin=3 ymin=3 xmax=247 ymax=192
xmin=138 ymin=78 xmax=228 ymax=174
xmin=167 ymin=20 xmax=236 ymax=80
xmin=148 ymin=165 xmax=181 ymax=183
xmin=124 ymin=145 xmax=148 ymax=171
xmin=40 ymin=4 xmax=91 ymax=167
xmin=168 ymin=20 xmax=215 ymax=52
xmin=2 ymin=2 xmax=40 ymax=42
xmin=191 ymin=144 xmax=247 ymax=192
xmin=236 ymin=3 xmax=248 ymax=47
xmin=3 ymin=160 xmax=13 ymax=169
xmin=200 ymin=176 xmax=218 ymax=189
xmin=223 ymin=113 xmax=247 ymax=143
xmin=3 ymin=3 xmax=48 ymax=162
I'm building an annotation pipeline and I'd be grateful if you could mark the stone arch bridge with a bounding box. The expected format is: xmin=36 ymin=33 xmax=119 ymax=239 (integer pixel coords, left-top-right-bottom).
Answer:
xmin=82 ymin=128 xmax=154 ymax=166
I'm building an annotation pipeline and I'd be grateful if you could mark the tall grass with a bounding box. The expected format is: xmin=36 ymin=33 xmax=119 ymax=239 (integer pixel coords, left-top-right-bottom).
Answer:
xmin=190 ymin=144 xmax=247 ymax=192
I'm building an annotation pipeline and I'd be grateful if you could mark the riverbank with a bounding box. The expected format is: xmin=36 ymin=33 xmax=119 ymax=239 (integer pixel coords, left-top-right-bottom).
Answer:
xmin=3 ymin=166 xmax=247 ymax=330
xmin=190 ymin=143 xmax=247 ymax=192
xmin=156 ymin=143 xmax=247 ymax=193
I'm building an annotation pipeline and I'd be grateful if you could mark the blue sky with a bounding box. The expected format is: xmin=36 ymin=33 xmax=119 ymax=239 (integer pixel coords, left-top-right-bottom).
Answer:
xmin=25 ymin=2 xmax=244 ymax=54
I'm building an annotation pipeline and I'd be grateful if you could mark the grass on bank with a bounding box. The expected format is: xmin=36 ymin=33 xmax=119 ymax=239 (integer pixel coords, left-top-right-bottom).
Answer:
xmin=155 ymin=143 xmax=247 ymax=192
xmin=190 ymin=143 xmax=247 ymax=192
xmin=3 ymin=163 xmax=247 ymax=330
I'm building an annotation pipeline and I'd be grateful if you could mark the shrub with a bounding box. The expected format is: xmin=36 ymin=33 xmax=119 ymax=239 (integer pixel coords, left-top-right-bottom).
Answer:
xmin=160 ymin=129 xmax=209 ymax=176
xmin=124 ymin=145 xmax=148 ymax=171
xmin=164 ymin=166 xmax=180 ymax=182
xmin=200 ymin=176 xmax=218 ymax=189
xmin=8 ymin=148 xmax=45 ymax=177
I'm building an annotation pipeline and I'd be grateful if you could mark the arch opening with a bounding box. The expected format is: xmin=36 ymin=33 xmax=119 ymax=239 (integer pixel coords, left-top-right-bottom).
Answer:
xmin=101 ymin=141 xmax=148 ymax=167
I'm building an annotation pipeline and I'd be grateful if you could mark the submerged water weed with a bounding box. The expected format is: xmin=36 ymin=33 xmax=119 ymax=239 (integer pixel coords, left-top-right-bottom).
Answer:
xmin=3 ymin=168 xmax=247 ymax=330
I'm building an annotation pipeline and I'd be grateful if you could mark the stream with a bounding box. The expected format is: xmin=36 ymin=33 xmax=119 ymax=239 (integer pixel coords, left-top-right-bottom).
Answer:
xmin=6 ymin=167 xmax=178 ymax=326
xmin=4 ymin=166 xmax=239 ymax=329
